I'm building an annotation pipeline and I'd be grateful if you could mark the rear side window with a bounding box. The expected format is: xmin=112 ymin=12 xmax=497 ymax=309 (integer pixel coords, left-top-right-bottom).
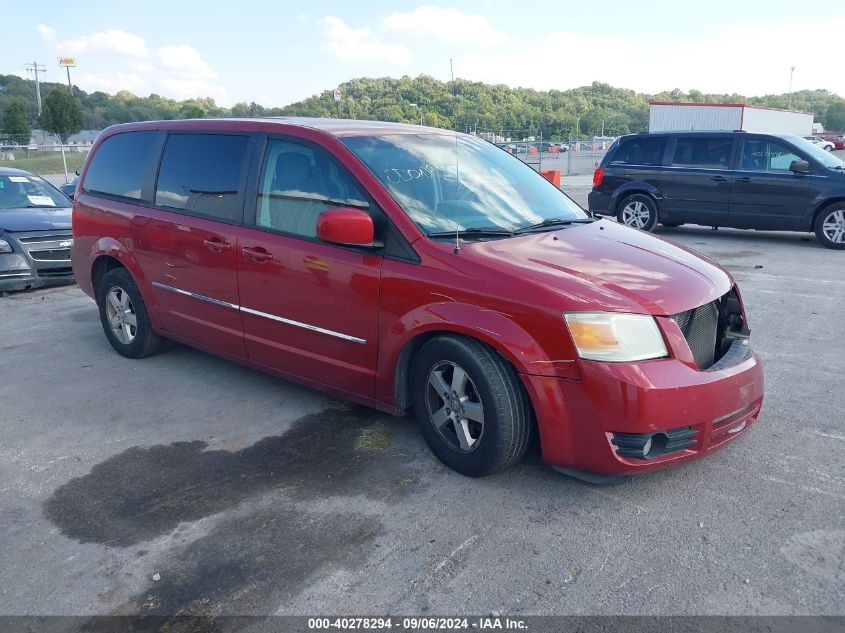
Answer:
xmin=83 ymin=131 xmax=160 ymax=200
xmin=672 ymin=137 xmax=733 ymax=168
xmin=610 ymin=137 xmax=666 ymax=166
xmin=155 ymin=134 xmax=250 ymax=222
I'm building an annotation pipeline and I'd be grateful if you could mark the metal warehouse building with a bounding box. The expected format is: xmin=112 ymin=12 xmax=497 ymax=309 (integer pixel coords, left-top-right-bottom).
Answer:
xmin=648 ymin=102 xmax=814 ymax=136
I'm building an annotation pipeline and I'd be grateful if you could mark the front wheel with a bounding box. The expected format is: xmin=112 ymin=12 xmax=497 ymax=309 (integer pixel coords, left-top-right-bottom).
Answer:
xmin=815 ymin=206 xmax=845 ymax=250
xmin=97 ymin=268 xmax=166 ymax=358
xmin=411 ymin=336 xmax=531 ymax=477
xmin=617 ymin=194 xmax=658 ymax=232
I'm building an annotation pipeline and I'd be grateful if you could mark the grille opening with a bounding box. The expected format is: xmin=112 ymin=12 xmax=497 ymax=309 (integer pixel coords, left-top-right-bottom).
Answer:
xmin=672 ymin=288 xmax=748 ymax=370
xmin=17 ymin=233 xmax=72 ymax=243
xmin=37 ymin=267 xmax=74 ymax=278
xmin=612 ymin=427 xmax=698 ymax=460
xmin=28 ymin=249 xmax=71 ymax=261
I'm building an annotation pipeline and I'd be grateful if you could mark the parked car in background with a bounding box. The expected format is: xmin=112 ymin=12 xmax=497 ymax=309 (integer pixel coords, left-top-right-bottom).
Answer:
xmin=804 ymin=135 xmax=835 ymax=151
xmin=59 ymin=174 xmax=79 ymax=200
xmin=533 ymin=142 xmax=553 ymax=152
xmin=515 ymin=144 xmax=529 ymax=153
xmin=588 ymin=131 xmax=845 ymax=249
xmin=0 ymin=167 xmax=75 ymax=291
xmin=71 ymin=118 xmax=763 ymax=480
xmin=552 ymin=142 xmax=569 ymax=152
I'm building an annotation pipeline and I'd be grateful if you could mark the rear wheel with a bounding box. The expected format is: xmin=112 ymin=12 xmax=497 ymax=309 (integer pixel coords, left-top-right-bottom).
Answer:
xmin=97 ymin=268 xmax=166 ymax=358
xmin=617 ymin=194 xmax=658 ymax=232
xmin=411 ymin=336 xmax=531 ymax=477
xmin=815 ymin=205 xmax=845 ymax=250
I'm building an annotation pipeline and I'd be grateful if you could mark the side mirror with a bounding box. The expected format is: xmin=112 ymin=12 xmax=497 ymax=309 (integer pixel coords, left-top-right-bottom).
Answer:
xmin=789 ymin=159 xmax=810 ymax=174
xmin=317 ymin=208 xmax=377 ymax=247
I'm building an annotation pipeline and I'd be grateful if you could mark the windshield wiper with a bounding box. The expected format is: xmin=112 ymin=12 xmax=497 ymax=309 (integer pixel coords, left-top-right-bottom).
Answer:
xmin=427 ymin=227 xmax=514 ymax=239
xmin=513 ymin=217 xmax=595 ymax=234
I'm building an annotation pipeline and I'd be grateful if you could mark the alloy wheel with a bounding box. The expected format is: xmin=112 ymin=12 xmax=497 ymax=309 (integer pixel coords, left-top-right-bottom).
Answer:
xmin=105 ymin=286 xmax=138 ymax=344
xmin=622 ymin=200 xmax=651 ymax=229
xmin=425 ymin=361 xmax=485 ymax=452
xmin=822 ymin=209 xmax=845 ymax=244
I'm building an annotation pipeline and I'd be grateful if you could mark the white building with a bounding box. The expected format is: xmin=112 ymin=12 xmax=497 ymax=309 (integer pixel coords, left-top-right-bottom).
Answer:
xmin=648 ymin=102 xmax=814 ymax=136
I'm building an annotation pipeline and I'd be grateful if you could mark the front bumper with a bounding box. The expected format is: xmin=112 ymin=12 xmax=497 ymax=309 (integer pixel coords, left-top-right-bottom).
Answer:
xmin=0 ymin=231 xmax=75 ymax=292
xmin=522 ymin=350 xmax=764 ymax=476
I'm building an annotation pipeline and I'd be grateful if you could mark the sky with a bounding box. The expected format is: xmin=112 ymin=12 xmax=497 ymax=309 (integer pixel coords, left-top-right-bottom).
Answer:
xmin=3 ymin=0 xmax=844 ymax=108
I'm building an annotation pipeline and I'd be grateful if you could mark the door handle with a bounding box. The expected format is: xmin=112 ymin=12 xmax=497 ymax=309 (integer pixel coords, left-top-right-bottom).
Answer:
xmin=711 ymin=175 xmax=729 ymax=182
xmin=203 ymin=237 xmax=232 ymax=252
xmin=242 ymin=246 xmax=274 ymax=263
xmin=735 ymin=177 xmax=752 ymax=183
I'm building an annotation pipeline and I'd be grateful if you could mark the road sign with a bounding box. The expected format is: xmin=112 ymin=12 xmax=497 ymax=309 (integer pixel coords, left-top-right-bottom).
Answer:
xmin=333 ymin=88 xmax=341 ymax=102
xmin=58 ymin=57 xmax=76 ymax=67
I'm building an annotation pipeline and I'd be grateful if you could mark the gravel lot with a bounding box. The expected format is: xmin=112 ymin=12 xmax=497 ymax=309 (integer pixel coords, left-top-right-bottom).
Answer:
xmin=1 ymin=190 xmax=843 ymax=621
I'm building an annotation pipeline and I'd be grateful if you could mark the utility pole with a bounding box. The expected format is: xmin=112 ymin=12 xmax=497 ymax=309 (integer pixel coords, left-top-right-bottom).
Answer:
xmin=24 ymin=61 xmax=47 ymax=115
xmin=788 ymin=66 xmax=796 ymax=109
xmin=59 ymin=58 xmax=76 ymax=94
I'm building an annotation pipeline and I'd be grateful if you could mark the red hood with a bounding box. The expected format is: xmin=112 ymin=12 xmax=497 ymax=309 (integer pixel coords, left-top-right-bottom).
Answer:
xmin=462 ymin=220 xmax=732 ymax=315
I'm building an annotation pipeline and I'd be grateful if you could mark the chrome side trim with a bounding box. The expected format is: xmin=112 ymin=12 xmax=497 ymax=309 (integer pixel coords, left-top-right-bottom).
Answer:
xmin=152 ymin=282 xmax=240 ymax=310
xmin=151 ymin=281 xmax=366 ymax=345
xmin=239 ymin=306 xmax=367 ymax=344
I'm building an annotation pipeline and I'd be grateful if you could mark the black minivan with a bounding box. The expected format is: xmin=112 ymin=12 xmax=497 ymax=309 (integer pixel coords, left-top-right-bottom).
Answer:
xmin=588 ymin=131 xmax=845 ymax=249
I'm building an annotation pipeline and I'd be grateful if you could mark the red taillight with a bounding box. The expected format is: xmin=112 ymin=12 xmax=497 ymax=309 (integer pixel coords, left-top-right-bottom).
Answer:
xmin=592 ymin=167 xmax=605 ymax=188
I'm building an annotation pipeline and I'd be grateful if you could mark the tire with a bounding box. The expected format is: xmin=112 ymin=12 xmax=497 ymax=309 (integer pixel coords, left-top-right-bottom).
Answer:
xmin=814 ymin=205 xmax=845 ymax=250
xmin=97 ymin=268 xmax=166 ymax=358
xmin=617 ymin=194 xmax=658 ymax=232
xmin=411 ymin=335 xmax=531 ymax=477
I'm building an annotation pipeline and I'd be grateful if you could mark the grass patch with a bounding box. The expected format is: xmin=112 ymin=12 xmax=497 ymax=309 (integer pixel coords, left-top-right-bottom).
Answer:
xmin=0 ymin=151 xmax=87 ymax=175
xmin=355 ymin=422 xmax=392 ymax=451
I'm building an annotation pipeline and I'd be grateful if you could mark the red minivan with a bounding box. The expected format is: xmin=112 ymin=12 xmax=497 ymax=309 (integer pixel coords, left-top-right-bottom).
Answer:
xmin=71 ymin=118 xmax=764 ymax=480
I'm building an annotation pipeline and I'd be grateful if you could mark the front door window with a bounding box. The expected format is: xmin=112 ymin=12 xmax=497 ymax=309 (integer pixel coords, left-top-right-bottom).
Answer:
xmin=740 ymin=140 xmax=801 ymax=172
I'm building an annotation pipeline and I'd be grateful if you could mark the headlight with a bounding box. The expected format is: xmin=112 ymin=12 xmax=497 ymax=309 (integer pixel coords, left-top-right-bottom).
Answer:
xmin=564 ymin=312 xmax=668 ymax=362
xmin=0 ymin=239 xmax=12 ymax=254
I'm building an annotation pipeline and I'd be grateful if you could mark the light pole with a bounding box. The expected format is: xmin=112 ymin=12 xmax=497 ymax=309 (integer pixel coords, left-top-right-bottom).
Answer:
xmin=788 ymin=66 xmax=796 ymax=109
xmin=409 ymin=103 xmax=423 ymax=126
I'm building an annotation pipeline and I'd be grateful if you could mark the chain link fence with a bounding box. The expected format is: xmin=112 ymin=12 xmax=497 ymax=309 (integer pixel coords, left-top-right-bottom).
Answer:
xmin=0 ymin=135 xmax=90 ymax=184
xmin=513 ymin=140 xmax=609 ymax=176
xmin=461 ymin=126 xmax=610 ymax=176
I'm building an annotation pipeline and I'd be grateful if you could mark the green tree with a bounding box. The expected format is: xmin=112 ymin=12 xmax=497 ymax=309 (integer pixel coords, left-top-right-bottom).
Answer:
xmin=824 ymin=101 xmax=845 ymax=132
xmin=179 ymin=104 xmax=206 ymax=119
xmin=40 ymin=89 xmax=84 ymax=143
xmin=2 ymin=100 xmax=31 ymax=141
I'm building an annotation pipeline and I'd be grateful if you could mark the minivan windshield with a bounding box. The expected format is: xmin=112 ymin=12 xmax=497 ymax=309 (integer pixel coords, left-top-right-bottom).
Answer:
xmin=785 ymin=135 xmax=845 ymax=169
xmin=341 ymin=134 xmax=588 ymax=235
xmin=0 ymin=174 xmax=70 ymax=209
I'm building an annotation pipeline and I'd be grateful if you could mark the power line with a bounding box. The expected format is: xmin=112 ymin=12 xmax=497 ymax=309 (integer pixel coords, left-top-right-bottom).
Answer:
xmin=24 ymin=61 xmax=47 ymax=115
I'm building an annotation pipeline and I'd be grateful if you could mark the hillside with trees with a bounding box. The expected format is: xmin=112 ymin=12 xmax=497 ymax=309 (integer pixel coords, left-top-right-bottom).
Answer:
xmin=2 ymin=72 xmax=844 ymax=141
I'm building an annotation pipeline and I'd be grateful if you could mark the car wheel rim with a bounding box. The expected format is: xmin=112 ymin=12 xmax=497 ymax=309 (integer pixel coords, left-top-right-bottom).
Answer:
xmin=425 ymin=361 xmax=485 ymax=453
xmin=105 ymin=286 xmax=138 ymax=344
xmin=622 ymin=200 xmax=650 ymax=229
xmin=822 ymin=210 xmax=845 ymax=244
